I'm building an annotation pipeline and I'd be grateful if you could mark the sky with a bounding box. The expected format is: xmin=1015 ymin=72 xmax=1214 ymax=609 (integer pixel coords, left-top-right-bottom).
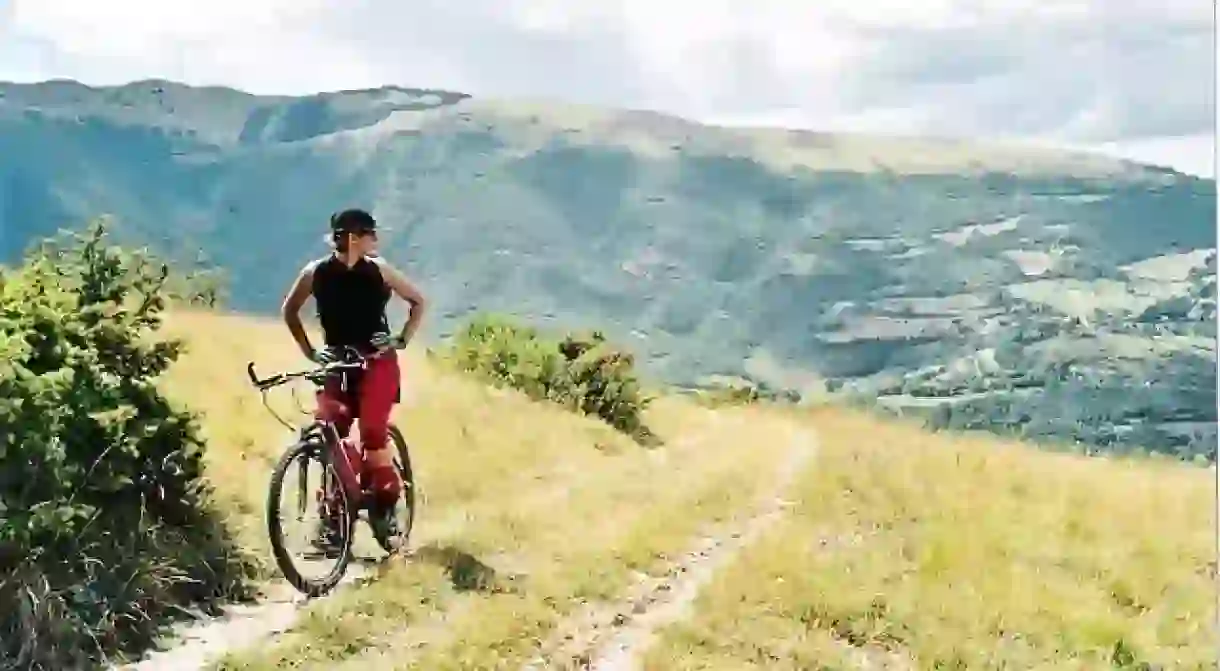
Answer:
xmin=1 ymin=0 xmax=1214 ymax=177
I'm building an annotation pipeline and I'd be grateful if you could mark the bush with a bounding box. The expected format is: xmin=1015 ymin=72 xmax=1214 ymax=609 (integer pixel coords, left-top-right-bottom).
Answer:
xmin=686 ymin=376 xmax=802 ymax=408
xmin=697 ymin=382 xmax=763 ymax=407
xmin=0 ymin=221 xmax=254 ymax=670
xmin=442 ymin=314 xmax=658 ymax=444
xmin=165 ymin=258 xmax=228 ymax=308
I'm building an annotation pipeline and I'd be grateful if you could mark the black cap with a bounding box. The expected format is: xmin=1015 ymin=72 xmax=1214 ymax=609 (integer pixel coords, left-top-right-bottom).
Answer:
xmin=330 ymin=208 xmax=377 ymax=233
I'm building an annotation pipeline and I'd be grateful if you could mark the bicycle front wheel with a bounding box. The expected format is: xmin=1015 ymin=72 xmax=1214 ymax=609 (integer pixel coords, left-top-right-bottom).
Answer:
xmin=266 ymin=438 xmax=355 ymax=597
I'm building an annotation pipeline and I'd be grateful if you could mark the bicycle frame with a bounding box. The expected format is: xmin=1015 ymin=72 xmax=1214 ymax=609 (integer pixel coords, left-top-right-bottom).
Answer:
xmin=247 ymin=345 xmax=398 ymax=498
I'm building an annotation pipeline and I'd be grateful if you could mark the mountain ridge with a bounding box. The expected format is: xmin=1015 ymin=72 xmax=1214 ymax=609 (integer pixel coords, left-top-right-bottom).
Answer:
xmin=0 ymin=78 xmax=1175 ymax=176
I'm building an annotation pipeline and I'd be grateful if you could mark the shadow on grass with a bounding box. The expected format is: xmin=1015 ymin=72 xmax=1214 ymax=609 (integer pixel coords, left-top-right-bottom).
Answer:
xmin=353 ymin=542 xmax=524 ymax=594
xmin=408 ymin=543 xmax=525 ymax=594
xmin=350 ymin=542 xmax=525 ymax=595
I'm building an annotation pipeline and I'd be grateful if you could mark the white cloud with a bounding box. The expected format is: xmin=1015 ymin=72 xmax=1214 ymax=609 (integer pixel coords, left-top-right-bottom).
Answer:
xmin=2 ymin=0 xmax=1214 ymax=175
xmin=1080 ymin=133 xmax=1215 ymax=179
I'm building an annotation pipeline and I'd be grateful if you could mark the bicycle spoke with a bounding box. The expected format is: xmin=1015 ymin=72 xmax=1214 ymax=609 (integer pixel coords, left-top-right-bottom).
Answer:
xmin=297 ymin=455 xmax=309 ymax=518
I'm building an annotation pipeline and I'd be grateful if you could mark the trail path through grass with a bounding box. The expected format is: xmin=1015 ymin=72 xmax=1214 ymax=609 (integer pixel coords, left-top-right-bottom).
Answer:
xmin=530 ymin=423 xmax=818 ymax=671
xmin=214 ymin=408 xmax=803 ymax=670
xmin=108 ymin=312 xmax=694 ymax=669
xmin=114 ymin=312 xmax=814 ymax=671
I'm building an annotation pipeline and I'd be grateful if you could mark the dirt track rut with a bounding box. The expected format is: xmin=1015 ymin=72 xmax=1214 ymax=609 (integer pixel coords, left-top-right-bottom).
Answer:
xmin=521 ymin=424 xmax=817 ymax=671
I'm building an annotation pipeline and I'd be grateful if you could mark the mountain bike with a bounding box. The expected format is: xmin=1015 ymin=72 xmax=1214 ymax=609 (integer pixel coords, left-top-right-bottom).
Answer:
xmin=246 ymin=345 xmax=417 ymax=597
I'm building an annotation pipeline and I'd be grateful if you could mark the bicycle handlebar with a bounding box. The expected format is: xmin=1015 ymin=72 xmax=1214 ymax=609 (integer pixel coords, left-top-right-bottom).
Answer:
xmin=246 ymin=344 xmax=395 ymax=392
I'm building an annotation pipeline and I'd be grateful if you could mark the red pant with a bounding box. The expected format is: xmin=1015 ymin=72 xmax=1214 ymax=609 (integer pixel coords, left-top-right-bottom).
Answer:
xmin=315 ymin=351 xmax=402 ymax=507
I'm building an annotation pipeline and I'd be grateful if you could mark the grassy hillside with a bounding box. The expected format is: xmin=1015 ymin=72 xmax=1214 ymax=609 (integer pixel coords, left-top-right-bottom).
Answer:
xmin=1 ymin=79 xmax=1215 ymax=459
xmin=129 ymin=309 xmax=1214 ymax=670
xmin=643 ymin=409 xmax=1215 ymax=670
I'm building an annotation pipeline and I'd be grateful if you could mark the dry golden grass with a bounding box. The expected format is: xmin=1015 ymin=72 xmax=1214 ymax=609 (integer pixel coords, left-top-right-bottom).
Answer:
xmin=158 ymin=311 xmax=1215 ymax=670
xmin=208 ymin=406 xmax=791 ymax=670
xmin=158 ymin=310 xmax=800 ymax=669
xmin=395 ymin=410 xmax=799 ymax=671
xmin=642 ymin=408 xmax=1217 ymax=670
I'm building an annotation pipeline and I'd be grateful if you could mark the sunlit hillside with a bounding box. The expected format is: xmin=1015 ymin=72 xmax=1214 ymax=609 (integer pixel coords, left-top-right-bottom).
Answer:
xmin=643 ymin=408 xmax=1216 ymax=670
xmin=124 ymin=309 xmax=1217 ymax=670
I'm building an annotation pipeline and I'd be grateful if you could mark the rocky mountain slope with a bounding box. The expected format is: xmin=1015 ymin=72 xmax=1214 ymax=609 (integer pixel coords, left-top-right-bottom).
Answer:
xmin=1 ymin=79 xmax=1214 ymax=459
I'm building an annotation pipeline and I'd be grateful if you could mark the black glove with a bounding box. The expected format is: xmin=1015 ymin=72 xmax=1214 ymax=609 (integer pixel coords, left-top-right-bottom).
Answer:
xmin=311 ymin=348 xmax=339 ymax=365
xmin=371 ymin=332 xmax=407 ymax=351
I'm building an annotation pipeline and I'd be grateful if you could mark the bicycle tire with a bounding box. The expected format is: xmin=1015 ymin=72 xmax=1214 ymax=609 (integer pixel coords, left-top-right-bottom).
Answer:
xmin=373 ymin=424 xmax=417 ymax=554
xmin=266 ymin=438 xmax=355 ymax=597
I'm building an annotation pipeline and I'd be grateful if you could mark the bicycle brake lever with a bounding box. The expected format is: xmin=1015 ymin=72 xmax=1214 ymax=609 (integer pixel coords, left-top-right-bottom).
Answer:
xmin=259 ymin=374 xmax=286 ymax=391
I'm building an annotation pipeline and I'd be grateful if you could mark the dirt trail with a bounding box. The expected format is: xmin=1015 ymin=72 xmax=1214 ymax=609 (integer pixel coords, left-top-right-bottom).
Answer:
xmin=112 ymin=482 xmax=484 ymax=671
xmin=521 ymin=422 xmax=817 ymax=671
xmin=114 ymin=417 xmax=915 ymax=671
xmin=112 ymin=551 xmax=383 ymax=671
xmin=256 ymin=413 xmax=742 ymax=671
xmin=112 ymin=477 xmax=524 ymax=671
xmin=110 ymin=414 xmax=734 ymax=671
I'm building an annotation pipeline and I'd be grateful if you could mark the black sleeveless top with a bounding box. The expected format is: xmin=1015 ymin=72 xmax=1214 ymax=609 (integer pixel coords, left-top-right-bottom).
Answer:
xmin=311 ymin=255 xmax=391 ymax=349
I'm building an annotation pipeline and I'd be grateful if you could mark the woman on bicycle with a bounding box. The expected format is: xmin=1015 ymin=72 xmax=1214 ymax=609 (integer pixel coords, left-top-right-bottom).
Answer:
xmin=280 ymin=208 xmax=428 ymax=550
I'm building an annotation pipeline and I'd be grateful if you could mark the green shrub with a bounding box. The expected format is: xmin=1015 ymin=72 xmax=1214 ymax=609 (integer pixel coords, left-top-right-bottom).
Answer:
xmin=165 ymin=261 xmax=228 ymax=308
xmin=0 ymin=220 xmax=255 ymax=670
xmin=684 ymin=376 xmax=803 ymax=408
xmin=696 ymin=385 xmax=762 ymax=407
xmin=443 ymin=314 xmax=657 ymax=444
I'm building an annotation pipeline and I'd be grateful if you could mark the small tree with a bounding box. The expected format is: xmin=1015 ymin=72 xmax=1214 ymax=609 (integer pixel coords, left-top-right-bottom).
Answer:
xmin=0 ymin=220 xmax=254 ymax=669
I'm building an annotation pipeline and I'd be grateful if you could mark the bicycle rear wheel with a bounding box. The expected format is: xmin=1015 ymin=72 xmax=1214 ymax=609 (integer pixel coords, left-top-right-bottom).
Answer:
xmin=372 ymin=424 xmax=417 ymax=554
xmin=266 ymin=438 xmax=355 ymax=597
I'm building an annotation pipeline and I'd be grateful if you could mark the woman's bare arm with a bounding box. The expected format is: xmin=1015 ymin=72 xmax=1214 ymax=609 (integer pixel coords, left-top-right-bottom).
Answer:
xmin=373 ymin=258 xmax=427 ymax=345
xmin=281 ymin=261 xmax=317 ymax=359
